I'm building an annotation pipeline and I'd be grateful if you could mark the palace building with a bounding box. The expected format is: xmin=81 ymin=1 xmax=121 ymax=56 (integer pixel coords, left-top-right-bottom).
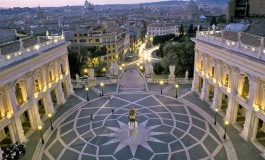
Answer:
xmin=192 ymin=26 xmax=265 ymax=149
xmin=0 ymin=32 xmax=73 ymax=146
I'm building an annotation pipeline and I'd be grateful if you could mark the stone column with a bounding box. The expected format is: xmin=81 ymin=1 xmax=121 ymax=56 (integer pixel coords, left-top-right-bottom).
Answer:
xmin=225 ymin=67 xmax=237 ymax=123
xmin=247 ymin=79 xmax=257 ymax=108
xmin=11 ymin=117 xmax=27 ymax=143
xmin=8 ymin=124 xmax=16 ymax=144
xmin=64 ymin=54 xmax=74 ymax=95
xmin=26 ymin=74 xmax=43 ymax=128
xmin=41 ymin=66 xmax=56 ymax=114
xmin=200 ymin=55 xmax=208 ymax=100
xmin=57 ymin=82 xmax=66 ymax=104
xmin=211 ymin=60 xmax=222 ymax=110
xmin=251 ymin=116 xmax=259 ymax=141
xmin=27 ymin=106 xmax=36 ymax=130
xmin=192 ymin=51 xmax=198 ymax=92
xmin=5 ymin=84 xmax=19 ymax=114
xmin=44 ymin=92 xmax=55 ymax=114
xmin=241 ymin=109 xmax=255 ymax=140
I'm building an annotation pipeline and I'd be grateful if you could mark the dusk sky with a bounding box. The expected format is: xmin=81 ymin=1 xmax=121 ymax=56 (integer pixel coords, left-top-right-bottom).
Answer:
xmin=0 ymin=0 xmax=171 ymax=8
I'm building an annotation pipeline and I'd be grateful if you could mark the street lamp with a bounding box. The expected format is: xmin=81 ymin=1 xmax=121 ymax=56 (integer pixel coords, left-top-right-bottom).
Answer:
xmin=223 ymin=120 xmax=229 ymax=140
xmin=140 ymin=66 xmax=143 ymax=70
xmin=175 ymin=83 xmax=179 ymax=98
xmin=102 ymin=68 xmax=106 ymax=72
xmin=84 ymin=68 xmax=88 ymax=74
xmin=85 ymin=87 xmax=89 ymax=101
xmin=214 ymin=109 xmax=218 ymax=125
xmin=122 ymin=64 xmax=125 ymax=67
xmin=119 ymin=67 xmax=123 ymax=71
xmin=38 ymin=126 xmax=44 ymax=144
xmin=160 ymin=80 xmax=164 ymax=94
xmin=48 ymin=114 xmax=54 ymax=130
xmin=100 ymin=83 xmax=104 ymax=96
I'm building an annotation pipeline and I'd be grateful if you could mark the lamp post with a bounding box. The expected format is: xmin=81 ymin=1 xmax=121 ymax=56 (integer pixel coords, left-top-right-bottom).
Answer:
xmin=175 ymin=83 xmax=179 ymax=98
xmin=223 ymin=120 xmax=229 ymax=140
xmin=48 ymin=114 xmax=54 ymax=130
xmin=214 ymin=109 xmax=218 ymax=125
xmin=38 ymin=126 xmax=44 ymax=144
xmin=85 ymin=87 xmax=89 ymax=101
xmin=100 ymin=83 xmax=104 ymax=96
xmin=160 ymin=80 xmax=164 ymax=94
xmin=84 ymin=68 xmax=88 ymax=75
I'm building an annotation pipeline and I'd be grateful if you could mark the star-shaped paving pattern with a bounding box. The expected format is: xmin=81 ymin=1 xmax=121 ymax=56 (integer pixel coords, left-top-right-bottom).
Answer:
xmin=40 ymin=93 xmax=227 ymax=160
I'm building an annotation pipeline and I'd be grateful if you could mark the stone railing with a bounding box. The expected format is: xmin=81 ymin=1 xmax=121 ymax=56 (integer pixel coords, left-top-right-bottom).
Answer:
xmin=0 ymin=35 xmax=66 ymax=68
xmin=196 ymin=31 xmax=265 ymax=61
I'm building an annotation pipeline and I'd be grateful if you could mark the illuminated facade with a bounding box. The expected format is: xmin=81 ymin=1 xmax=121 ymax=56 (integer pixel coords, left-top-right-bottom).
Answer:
xmin=147 ymin=23 xmax=178 ymax=39
xmin=71 ymin=26 xmax=130 ymax=64
xmin=192 ymin=29 xmax=265 ymax=148
xmin=0 ymin=34 xmax=73 ymax=145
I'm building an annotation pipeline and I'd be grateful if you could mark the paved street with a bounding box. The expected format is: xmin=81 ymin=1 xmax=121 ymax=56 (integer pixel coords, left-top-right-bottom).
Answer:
xmin=24 ymin=68 xmax=264 ymax=160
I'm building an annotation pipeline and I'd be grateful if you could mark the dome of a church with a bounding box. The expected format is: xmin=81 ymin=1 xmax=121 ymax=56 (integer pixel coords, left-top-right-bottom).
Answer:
xmin=84 ymin=0 xmax=89 ymax=8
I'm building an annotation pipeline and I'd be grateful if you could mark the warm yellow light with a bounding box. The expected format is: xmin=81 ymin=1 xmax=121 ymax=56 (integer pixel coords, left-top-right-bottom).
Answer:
xmin=84 ymin=69 xmax=88 ymax=73
xmin=175 ymin=84 xmax=179 ymax=88
xmin=215 ymin=108 xmax=219 ymax=112
xmin=119 ymin=67 xmax=123 ymax=70
xmin=122 ymin=64 xmax=125 ymax=67
xmin=103 ymin=68 xmax=106 ymax=71
xmin=85 ymin=87 xmax=89 ymax=91
xmin=38 ymin=126 xmax=42 ymax=130
xmin=100 ymin=83 xmax=104 ymax=87
xmin=48 ymin=113 xmax=52 ymax=118
xmin=224 ymin=121 xmax=229 ymax=125
xmin=160 ymin=80 xmax=164 ymax=85
xmin=140 ymin=66 xmax=143 ymax=70
xmin=137 ymin=63 xmax=139 ymax=66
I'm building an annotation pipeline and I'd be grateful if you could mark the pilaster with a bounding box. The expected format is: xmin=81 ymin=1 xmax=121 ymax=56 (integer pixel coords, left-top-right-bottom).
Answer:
xmin=57 ymin=82 xmax=66 ymax=104
xmin=251 ymin=116 xmax=259 ymax=141
xmin=200 ymin=55 xmax=208 ymax=100
xmin=5 ymin=84 xmax=19 ymax=114
xmin=44 ymin=92 xmax=55 ymax=115
xmin=192 ymin=51 xmax=198 ymax=92
xmin=11 ymin=117 xmax=27 ymax=143
xmin=26 ymin=74 xmax=43 ymax=128
xmin=211 ymin=60 xmax=222 ymax=110
xmin=241 ymin=109 xmax=255 ymax=140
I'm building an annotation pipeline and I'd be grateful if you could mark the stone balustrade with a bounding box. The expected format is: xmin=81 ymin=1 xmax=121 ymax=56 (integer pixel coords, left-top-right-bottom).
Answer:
xmin=0 ymin=36 xmax=66 ymax=68
xmin=196 ymin=31 xmax=265 ymax=61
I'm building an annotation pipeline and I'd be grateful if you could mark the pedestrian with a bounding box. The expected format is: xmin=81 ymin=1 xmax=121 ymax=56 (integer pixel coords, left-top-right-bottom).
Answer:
xmin=90 ymin=114 xmax=93 ymax=121
xmin=112 ymin=109 xmax=114 ymax=115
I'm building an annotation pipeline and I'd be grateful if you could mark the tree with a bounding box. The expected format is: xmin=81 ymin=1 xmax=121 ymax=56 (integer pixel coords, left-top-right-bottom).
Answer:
xmin=210 ymin=17 xmax=217 ymax=26
xmin=153 ymin=34 xmax=175 ymax=45
xmin=160 ymin=36 xmax=195 ymax=77
xmin=153 ymin=63 xmax=164 ymax=74
xmin=188 ymin=24 xmax=194 ymax=34
xmin=179 ymin=24 xmax=184 ymax=35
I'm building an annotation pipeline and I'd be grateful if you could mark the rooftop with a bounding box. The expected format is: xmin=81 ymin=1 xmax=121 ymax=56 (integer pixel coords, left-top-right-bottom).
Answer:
xmin=0 ymin=35 xmax=66 ymax=69
xmin=195 ymin=30 xmax=265 ymax=62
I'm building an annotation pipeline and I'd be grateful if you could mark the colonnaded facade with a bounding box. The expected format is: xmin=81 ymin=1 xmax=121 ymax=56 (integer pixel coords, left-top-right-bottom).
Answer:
xmin=0 ymin=33 xmax=73 ymax=147
xmin=192 ymin=29 xmax=265 ymax=151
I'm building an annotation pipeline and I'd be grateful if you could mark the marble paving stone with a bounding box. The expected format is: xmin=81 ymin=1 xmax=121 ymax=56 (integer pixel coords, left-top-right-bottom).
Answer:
xmin=170 ymin=151 xmax=187 ymax=160
xmin=60 ymin=149 xmax=79 ymax=160
xmin=61 ymin=130 xmax=78 ymax=144
xmin=48 ymin=140 xmax=64 ymax=159
xmin=188 ymin=144 xmax=208 ymax=160
xmin=83 ymin=144 xmax=97 ymax=155
xmin=170 ymin=141 xmax=184 ymax=152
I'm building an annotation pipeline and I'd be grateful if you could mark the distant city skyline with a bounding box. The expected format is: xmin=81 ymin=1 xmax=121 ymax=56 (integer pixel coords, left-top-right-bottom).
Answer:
xmin=0 ymin=0 xmax=188 ymax=8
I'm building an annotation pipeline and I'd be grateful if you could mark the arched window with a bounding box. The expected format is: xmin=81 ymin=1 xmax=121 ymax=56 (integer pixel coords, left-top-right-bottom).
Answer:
xmin=15 ymin=83 xmax=24 ymax=106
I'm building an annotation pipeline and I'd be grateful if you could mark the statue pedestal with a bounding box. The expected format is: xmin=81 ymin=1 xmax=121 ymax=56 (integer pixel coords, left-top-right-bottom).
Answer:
xmin=168 ymin=76 xmax=175 ymax=84
xmin=109 ymin=76 xmax=119 ymax=84
xmin=88 ymin=78 xmax=96 ymax=87
xmin=128 ymin=122 xmax=138 ymax=130
xmin=146 ymin=76 xmax=154 ymax=82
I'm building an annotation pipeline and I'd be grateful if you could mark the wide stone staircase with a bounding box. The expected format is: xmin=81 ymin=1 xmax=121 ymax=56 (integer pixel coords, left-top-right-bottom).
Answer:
xmin=118 ymin=66 xmax=146 ymax=92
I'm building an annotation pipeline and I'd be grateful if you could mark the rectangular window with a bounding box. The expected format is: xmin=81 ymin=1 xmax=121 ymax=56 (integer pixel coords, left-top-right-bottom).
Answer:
xmin=35 ymin=79 xmax=40 ymax=92
xmin=95 ymin=39 xmax=99 ymax=42
xmin=211 ymin=66 xmax=215 ymax=77
xmin=49 ymin=71 xmax=53 ymax=83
